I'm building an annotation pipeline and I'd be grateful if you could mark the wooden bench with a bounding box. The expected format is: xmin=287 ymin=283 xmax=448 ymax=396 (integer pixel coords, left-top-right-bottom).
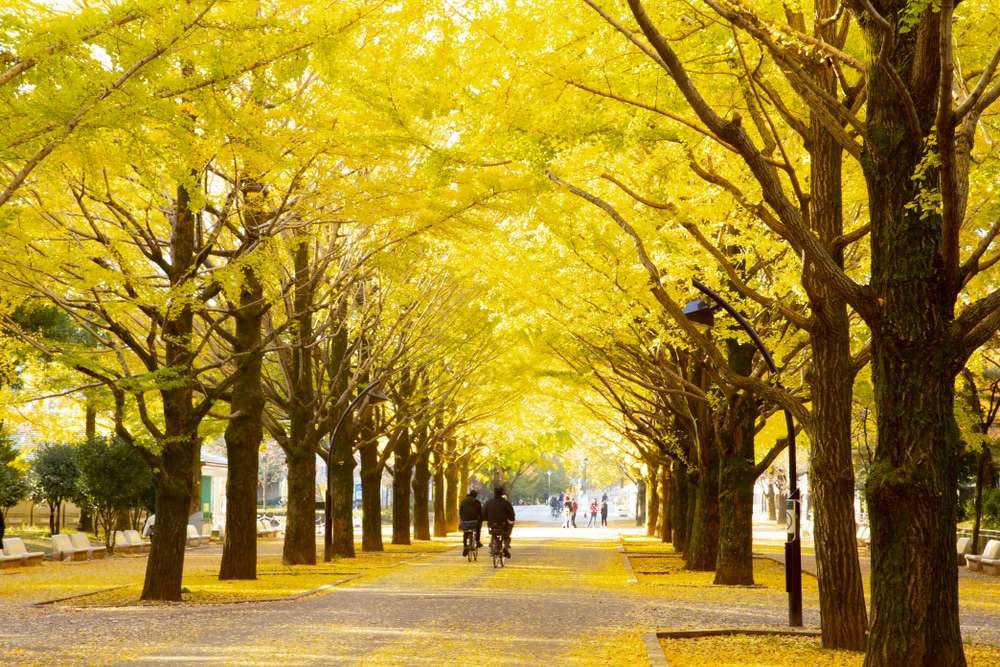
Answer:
xmin=966 ymin=539 xmax=1000 ymax=575
xmin=2 ymin=537 xmax=44 ymax=566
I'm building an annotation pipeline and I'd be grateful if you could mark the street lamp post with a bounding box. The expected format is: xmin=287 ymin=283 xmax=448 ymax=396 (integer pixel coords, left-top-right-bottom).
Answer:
xmin=324 ymin=380 xmax=389 ymax=562
xmin=682 ymin=279 xmax=803 ymax=627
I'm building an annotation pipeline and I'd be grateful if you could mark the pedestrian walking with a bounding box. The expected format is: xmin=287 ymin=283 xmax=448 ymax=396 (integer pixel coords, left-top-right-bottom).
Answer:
xmin=600 ymin=496 xmax=609 ymax=527
xmin=570 ymin=498 xmax=578 ymax=528
xmin=563 ymin=498 xmax=573 ymax=528
xmin=587 ymin=499 xmax=598 ymax=527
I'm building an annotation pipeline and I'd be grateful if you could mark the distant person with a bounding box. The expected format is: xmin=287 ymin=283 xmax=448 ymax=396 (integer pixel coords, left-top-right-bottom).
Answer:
xmin=142 ymin=513 xmax=155 ymax=538
xmin=0 ymin=508 xmax=5 ymax=542
xmin=600 ymin=496 xmax=609 ymax=527
xmin=459 ymin=489 xmax=484 ymax=555
xmin=483 ymin=486 xmax=515 ymax=558
xmin=587 ymin=499 xmax=598 ymax=527
xmin=550 ymin=495 xmax=559 ymax=517
xmin=570 ymin=498 xmax=578 ymax=528
xmin=563 ymin=499 xmax=572 ymax=528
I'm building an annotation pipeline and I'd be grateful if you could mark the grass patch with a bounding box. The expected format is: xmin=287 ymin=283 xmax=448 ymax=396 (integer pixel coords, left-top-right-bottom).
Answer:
xmin=659 ymin=634 xmax=1000 ymax=667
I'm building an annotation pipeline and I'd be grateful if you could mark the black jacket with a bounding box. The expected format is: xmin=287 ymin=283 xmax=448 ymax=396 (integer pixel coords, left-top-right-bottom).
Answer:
xmin=459 ymin=495 xmax=483 ymax=522
xmin=482 ymin=495 xmax=516 ymax=524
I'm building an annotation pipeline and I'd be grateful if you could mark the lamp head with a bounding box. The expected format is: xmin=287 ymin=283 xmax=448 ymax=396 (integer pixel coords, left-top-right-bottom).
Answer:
xmin=682 ymin=298 xmax=716 ymax=328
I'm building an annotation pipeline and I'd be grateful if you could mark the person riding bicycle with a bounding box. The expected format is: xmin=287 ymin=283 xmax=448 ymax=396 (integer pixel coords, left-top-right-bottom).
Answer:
xmin=459 ymin=489 xmax=483 ymax=556
xmin=482 ymin=486 xmax=515 ymax=559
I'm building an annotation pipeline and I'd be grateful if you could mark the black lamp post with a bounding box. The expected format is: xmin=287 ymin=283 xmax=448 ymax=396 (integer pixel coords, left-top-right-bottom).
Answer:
xmin=683 ymin=279 xmax=803 ymax=627
xmin=324 ymin=380 xmax=389 ymax=562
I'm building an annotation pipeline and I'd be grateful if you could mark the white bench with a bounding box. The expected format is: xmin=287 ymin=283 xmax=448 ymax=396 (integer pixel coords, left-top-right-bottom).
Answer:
xmin=113 ymin=530 xmax=140 ymax=554
xmin=186 ymin=524 xmax=210 ymax=547
xmin=257 ymin=519 xmax=279 ymax=538
xmin=2 ymin=537 xmax=44 ymax=566
xmin=957 ymin=537 xmax=972 ymax=565
xmin=51 ymin=533 xmax=90 ymax=561
xmin=966 ymin=539 xmax=1000 ymax=575
xmin=124 ymin=529 xmax=151 ymax=552
xmin=69 ymin=533 xmax=105 ymax=559
xmin=856 ymin=525 xmax=870 ymax=546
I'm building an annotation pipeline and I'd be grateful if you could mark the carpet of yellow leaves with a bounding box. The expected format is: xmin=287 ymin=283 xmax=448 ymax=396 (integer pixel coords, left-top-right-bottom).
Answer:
xmin=0 ymin=539 xmax=452 ymax=607
xmin=661 ymin=634 xmax=1000 ymax=667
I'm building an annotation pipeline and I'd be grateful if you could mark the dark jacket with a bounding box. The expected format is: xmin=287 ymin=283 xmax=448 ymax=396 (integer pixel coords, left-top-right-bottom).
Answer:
xmin=482 ymin=495 xmax=516 ymax=525
xmin=459 ymin=495 xmax=483 ymax=522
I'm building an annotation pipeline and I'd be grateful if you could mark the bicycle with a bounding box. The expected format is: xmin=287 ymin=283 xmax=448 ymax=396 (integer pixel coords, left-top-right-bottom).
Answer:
xmin=463 ymin=526 xmax=478 ymax=562
xmin=488 ymin=525 xmax=507 ymax=568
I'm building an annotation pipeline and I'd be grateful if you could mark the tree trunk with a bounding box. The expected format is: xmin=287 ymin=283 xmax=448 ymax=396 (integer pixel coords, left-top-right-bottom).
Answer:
xmin=283 ymin=446 xmax=317 ymax=565
xmin=459 ymin=459 xmax=470 ymax=504
xmin=432 ymin=453 xmax=447 ymax=538
xmin=142 ymin=435 xmax=196 ymax=601
xmin=280 ymin=237 xmax=318 ymax=565
xmin=767 ymin=482 xmax=776 ymax=521
xmin=635 ymin=479 xmax=646 ymax=527
xmin=359 ymin=443 xmax=384 ymax=551
xmin=685 ymin=424 xmax=719 ymax=572
xmin=219 ymin=239 xmax=264 ymax=580
xmin=858 ymin=9 xmax=966 ymax=663
xmin=971 ymin=446 xmax=992 ymax=554
xmin=444 ymin=460 xmax=459 ymax=532
xmin=391 ymin=462 xmax=412 ymax=545
xmin=712 ymin=341 xmax=756 ymax=586
xmin=658 ymin=462 xmax=671 ymax=543
xmin=865 ymin=352 xmax=964 ymax=666
xmin=672 ymin=458 xmax=690 ymax=553
xmin=412 ymin=448 xmax=431 ymax=541
xmin=645 ymin=466 xmax=659 ymax=537
xmin=328 ymin=430 xmax=356 ymax=559
xmin=797 ymin=12 xmax=868 ymax=640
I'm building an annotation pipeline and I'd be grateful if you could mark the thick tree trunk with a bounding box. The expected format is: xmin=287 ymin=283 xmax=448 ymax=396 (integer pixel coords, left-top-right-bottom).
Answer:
xmin=861 ymin=19 xmax=965 ymax=661
xmin=671 ymin=459 xmax=688 ymax=552
xmin=685 ymin=429 xmax=719 ymax=572
xmin=767 ymin=482 xmax=776 ymax=521
xmin=658 ymin=463 xmax=671 ymax=543
xmin=713 ymin=341 xmax=756 ymax=586
xmin=219 ymin=241 xmax=264 ymax=581
xmin=444 ymin=460 xmax=459 ymax=532
xmin=281 ymin=239 xmax=318 ymax=565
xmin=635 ymin=479 xmax=646 ymax=527
xmin=412 ymin=449 xmax=431 ymax=541
xmin=865 ymin=352 xmax=964 ymax=666
xmin=328 ymin=430 xmax=356 ymax=559
xmin=142 ymin=435 xmax=196 ymax=601
xmin=645 ymin=467 xmax=659 ymax=537
xmin=359 ymin=443 xmax=384 ymax=551
xmin=971 ymin=447 xmax=992 ymax=554
xmin=283 ymin=447 xmax=317 ymax=565
xmin=798 ymin=15 xmax=868 ymax=640
xmin=459 ymin=459 xmax=470 ymax=504
xmin=432 ymin=454 xmax=447 ymax=538
xmin=391 ymin=462 xmax=412 ymax=545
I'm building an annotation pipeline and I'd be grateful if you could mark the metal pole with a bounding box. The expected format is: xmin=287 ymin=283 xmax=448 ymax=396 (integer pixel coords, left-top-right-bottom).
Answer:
xmin=691 ymin=279 xmax=802 ymax=627
xmin=324 ymin=380 xmax=383 ymax=562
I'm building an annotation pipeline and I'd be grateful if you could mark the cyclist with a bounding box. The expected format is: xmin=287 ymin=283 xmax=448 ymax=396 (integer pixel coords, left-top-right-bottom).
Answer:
xmin=483 ymin=486 xmax=515 ymax=559
xmin=459 ymin=489 xmax=483 ymax=556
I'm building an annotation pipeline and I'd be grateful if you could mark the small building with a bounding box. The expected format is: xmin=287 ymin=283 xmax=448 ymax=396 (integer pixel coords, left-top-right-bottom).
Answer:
xmin=200 ymin=451 xmax=228 ymax=530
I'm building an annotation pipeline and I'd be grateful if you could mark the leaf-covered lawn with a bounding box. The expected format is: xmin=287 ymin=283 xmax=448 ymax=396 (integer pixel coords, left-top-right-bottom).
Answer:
xmin=660 ymin=634 xmax=1000 ymax=667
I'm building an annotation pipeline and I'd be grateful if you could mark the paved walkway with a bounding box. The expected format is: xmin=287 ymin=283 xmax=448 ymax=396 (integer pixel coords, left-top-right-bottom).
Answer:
xmin=1 ymin=508 xmax=997 ymax=665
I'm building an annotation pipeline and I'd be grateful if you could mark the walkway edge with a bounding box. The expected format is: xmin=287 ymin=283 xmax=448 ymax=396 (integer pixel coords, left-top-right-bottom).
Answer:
xmin=643 ymin=632 xmax=669 ymax=667
xmin=617 ymin=533 xmax=638 ymax=584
